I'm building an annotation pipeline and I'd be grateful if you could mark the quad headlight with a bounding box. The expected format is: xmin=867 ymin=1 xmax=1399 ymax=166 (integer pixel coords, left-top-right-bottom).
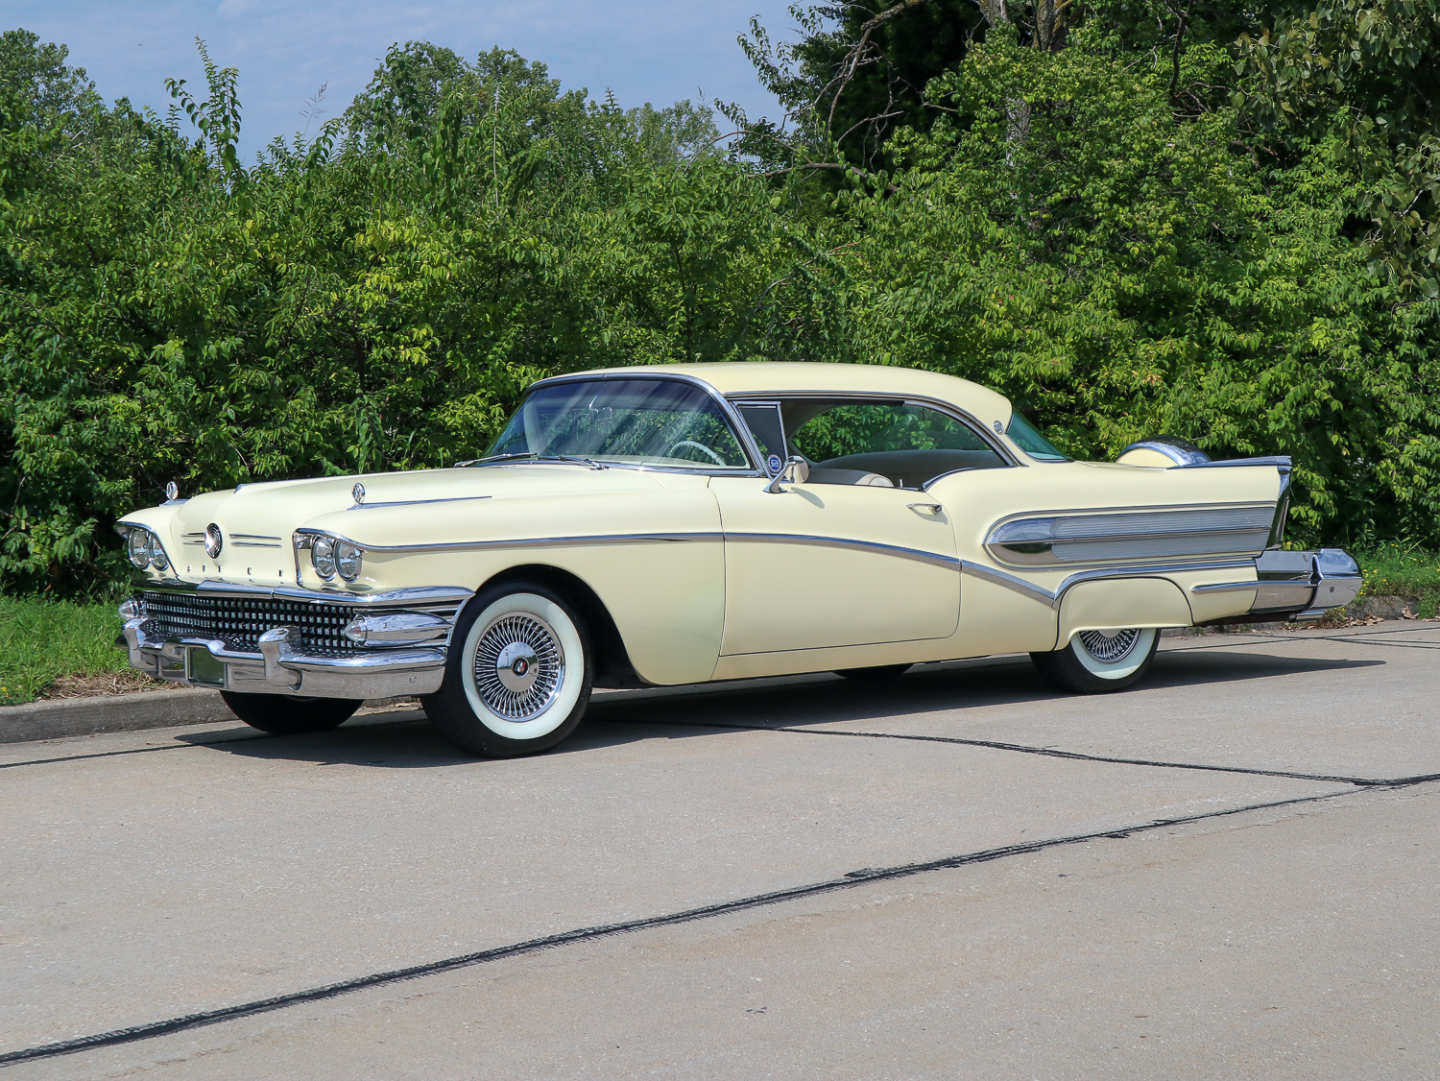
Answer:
xmin=294 ymin=532 xmax=363 ymax=583
xmin=122 ymin=526 xmax=170 ymax=572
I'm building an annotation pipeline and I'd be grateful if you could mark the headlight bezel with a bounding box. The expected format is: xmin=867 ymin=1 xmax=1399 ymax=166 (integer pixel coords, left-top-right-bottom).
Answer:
xmin=294 ymin=530 xmax=365 ymax=585
xmin=121 ymin=525 xmax=172 ymax=573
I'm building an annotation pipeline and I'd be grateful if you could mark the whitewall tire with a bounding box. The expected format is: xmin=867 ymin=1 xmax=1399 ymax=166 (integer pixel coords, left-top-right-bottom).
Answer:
xmin=1029 ymin=627 xmax=1159 ymax=693
xmin=423 ymin=583 xmax=593 ymax=756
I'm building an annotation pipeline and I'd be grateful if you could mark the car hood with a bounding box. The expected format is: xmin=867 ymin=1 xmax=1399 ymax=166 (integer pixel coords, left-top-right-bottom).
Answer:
xmin=141 ymin=464 xmax=711 ymax=586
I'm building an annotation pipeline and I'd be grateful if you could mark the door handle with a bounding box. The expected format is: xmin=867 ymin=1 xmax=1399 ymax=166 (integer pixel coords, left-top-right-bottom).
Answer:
xmin=907 ymin=502 xmax=943 ymax=516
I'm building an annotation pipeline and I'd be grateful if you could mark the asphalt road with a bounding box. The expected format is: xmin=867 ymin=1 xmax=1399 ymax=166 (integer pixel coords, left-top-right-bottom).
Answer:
xmin=2 ymin=622 xmax=1437 ymax=1080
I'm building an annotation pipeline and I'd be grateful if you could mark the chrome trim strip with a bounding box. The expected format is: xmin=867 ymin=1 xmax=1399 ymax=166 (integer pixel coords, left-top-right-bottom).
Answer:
xmin=1191 ymin=581 xmax=1261 ymax=594
xmin=725 ymin=531 xmax=961 ymax=570
xmin=1053 ymin=560 xmax=1254 ymax=608
xmin=295 ymin=529 xmax=726 ymax=554
xmin=1176 ymin=455 xmax=1293 ymax=470
xmin=985 ymin=503 xmax=1275 ymax=567
xmin=309 ymin=528 xmax=961 ymax=570
xmin=231 ymin=533 xmax=282 ymax=541
xmin=961 ymin=557 xmax=1257 ymax=609
xmin=142 ymin=581 xmax=475 ymax=607
xmin=525 ymin=371 xmax=768 ymax=475
xmin=959 ymin=561 xmax=1056 ymax=604
xmin=346 ymin=495 xmax=494 ymax=511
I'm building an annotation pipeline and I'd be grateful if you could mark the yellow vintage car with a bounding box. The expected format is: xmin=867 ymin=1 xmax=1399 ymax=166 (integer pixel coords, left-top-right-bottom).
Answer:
xmin=116 ymin=362 xmax=1360 ymax=756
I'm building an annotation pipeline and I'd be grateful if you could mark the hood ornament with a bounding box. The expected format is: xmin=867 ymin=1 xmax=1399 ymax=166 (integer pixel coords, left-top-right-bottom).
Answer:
xmin=352 ymin=482 xmax=366 ymax=506
xmin=204 ymin=523 xmax=224 ymax=559
xmin=164 ymin=481 xmax=179 ymax=501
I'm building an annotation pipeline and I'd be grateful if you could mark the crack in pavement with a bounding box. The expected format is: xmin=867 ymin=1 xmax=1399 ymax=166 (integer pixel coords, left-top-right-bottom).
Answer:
xmin=4 ymin=782 xmax=1413 ymax=1069
xmin=597 ymin=716 xmax=1436 ymax=788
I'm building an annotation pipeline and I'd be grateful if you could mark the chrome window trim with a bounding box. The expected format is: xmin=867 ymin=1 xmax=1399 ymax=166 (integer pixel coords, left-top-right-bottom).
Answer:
xmin=522 ymin=371 xmax=766 ymax=475
xmin=723 ymin=389 xmax=1019 ymax=473
xmin=734 ymin=399 xmax=789 ymax=473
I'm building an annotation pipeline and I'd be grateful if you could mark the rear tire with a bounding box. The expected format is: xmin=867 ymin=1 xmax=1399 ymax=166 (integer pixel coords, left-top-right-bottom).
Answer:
xmin=219 ymin=692 xmax=359 ymax=734
xmin=1029 ymin=628 xmax=1159 ymax=693
xmin=422 ymin=581 xmax=593 ymax=757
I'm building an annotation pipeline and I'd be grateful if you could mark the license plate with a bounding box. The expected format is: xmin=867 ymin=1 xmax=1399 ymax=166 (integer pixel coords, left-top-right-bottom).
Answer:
xmin=187 ymin=648 xmax=227 ymax=688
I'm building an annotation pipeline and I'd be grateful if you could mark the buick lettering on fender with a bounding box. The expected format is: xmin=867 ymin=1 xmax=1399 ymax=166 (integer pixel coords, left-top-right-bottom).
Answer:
xmin=116 ymin=363 xmax=1361 ymax=756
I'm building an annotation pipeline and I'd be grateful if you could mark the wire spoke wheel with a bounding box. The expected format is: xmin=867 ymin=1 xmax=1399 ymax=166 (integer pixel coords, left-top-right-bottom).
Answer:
xmin=1075 ymin=628 xmax=1142 ymax=665
xmin=473 ymin=613 xmax=566 ymax=723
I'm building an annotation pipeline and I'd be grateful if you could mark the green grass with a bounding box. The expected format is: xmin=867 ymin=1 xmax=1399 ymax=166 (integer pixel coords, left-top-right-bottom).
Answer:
xmin=0 ymin=595 xmax=137 ymax=706
xmin=1351 ymin=544 xmax=1440 ymax=618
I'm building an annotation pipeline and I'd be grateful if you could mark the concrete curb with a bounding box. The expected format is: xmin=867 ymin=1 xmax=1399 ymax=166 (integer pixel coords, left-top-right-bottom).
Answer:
xmin=0 ymin=688 xmax=235 ymax=744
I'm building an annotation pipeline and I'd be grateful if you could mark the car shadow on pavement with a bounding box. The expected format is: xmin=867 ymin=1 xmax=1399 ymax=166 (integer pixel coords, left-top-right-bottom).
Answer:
xmin=176 ymin=648 xmax=1380 ymax=767
xmin=584 ymin=649 xmax=1381 ymax=735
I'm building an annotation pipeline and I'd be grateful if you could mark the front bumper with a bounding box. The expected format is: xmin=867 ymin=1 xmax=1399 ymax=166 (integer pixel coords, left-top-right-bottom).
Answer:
xmin=1195 ymin=547 xmax=1362 ymax=625
xmin=120 ymin=582 xmax=473 ymax=699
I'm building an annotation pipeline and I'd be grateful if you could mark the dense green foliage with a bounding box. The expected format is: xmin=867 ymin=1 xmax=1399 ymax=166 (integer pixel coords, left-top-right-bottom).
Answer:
xmin=2 ymin=7 xmax=1439 ymax=596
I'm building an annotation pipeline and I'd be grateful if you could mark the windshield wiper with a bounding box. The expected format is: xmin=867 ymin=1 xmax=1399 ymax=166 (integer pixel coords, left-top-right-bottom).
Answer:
xmin=455 ymin=452 xmax=605 ymax=470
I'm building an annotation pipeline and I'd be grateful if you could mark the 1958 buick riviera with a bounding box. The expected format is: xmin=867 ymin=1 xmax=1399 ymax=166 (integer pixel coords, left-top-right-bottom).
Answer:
xmin=116 ymin=363 xmax=1361 ymax=756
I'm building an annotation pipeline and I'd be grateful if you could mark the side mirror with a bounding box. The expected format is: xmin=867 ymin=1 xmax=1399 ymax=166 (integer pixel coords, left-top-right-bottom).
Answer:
xmin=763 ymin=455 xmax=810 ymax=494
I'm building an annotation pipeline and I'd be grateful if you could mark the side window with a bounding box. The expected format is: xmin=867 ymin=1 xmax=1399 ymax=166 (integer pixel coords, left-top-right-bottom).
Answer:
xmin=788 ymin=401 xmax=1004 ymax=487
xmin=736 ymin=402 xmax=787 ymax=474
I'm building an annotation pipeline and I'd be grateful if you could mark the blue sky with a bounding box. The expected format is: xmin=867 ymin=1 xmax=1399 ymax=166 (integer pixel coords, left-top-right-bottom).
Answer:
xmin=9 ymin=1 xmax=798 ymax=160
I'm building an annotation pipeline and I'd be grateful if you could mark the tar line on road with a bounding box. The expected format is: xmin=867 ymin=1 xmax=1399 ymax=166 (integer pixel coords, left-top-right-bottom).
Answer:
xmin=4 ymin=781 xmax=1435 ymax=1069
xmin=599 ymin=716 xmax=1440 ymax=788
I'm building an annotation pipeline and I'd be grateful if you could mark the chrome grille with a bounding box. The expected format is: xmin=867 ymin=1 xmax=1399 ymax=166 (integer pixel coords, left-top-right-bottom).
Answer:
xmin=138 ymin=591 xmax=360 ymax=653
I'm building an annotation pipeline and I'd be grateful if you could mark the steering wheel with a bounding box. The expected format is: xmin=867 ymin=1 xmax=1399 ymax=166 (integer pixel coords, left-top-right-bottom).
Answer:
xmin=665 ymin=439 xmax=727 ymax=465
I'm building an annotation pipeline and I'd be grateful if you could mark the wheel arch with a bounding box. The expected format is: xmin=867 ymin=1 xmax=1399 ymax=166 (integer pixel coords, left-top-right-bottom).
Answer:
xmin=475 ymin=564 xmax=643 ymax=688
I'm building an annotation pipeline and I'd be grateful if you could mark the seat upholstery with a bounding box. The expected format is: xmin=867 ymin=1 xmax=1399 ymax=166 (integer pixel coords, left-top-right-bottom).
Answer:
xmin=806 ymin=467 xmax=895 ymax=487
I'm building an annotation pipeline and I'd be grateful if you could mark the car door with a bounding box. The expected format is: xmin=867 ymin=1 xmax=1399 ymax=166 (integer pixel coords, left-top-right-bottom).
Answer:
xmin=708 ymin=472 xmax=962 ymax=654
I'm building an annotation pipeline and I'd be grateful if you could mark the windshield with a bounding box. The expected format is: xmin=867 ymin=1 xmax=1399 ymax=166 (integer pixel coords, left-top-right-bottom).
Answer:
xmin=487 ymin=378 xmax=752 ymax=469
xmin=1006 ymin=412 xmax=1069 ymax=462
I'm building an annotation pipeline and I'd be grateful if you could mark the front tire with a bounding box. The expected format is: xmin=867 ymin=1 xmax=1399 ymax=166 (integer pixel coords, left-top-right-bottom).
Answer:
xmin=422 ymin=582 xmax=593 ymax=757
xmin=1029 ymin=627 xmax=1159 ymax=693
xmin=219 ymin=692 xmax=360 ymax=734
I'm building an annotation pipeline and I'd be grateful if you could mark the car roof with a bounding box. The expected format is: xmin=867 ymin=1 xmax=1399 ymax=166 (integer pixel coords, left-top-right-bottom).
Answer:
xmin=562 ymin=362 xmax=1015 ymax=427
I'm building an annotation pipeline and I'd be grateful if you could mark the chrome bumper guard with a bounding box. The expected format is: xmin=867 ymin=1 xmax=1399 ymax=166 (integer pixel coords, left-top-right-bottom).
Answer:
xmin=1195 ymin=548 xmax=1361 ymax=624
xmin=120 ymin=583 xmax=473 ymax=699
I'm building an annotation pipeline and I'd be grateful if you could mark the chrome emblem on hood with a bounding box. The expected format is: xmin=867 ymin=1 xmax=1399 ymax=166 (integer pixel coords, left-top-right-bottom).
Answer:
xmin=204 ymin=523 xmax=224 ymax=559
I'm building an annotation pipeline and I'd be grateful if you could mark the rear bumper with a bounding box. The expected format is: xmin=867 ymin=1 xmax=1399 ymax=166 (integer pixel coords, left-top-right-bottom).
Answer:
xmin=120 ymin=583 xmax=473 ymax=699
xmin=1194 ymin=548 xmax=1362 ymax=625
